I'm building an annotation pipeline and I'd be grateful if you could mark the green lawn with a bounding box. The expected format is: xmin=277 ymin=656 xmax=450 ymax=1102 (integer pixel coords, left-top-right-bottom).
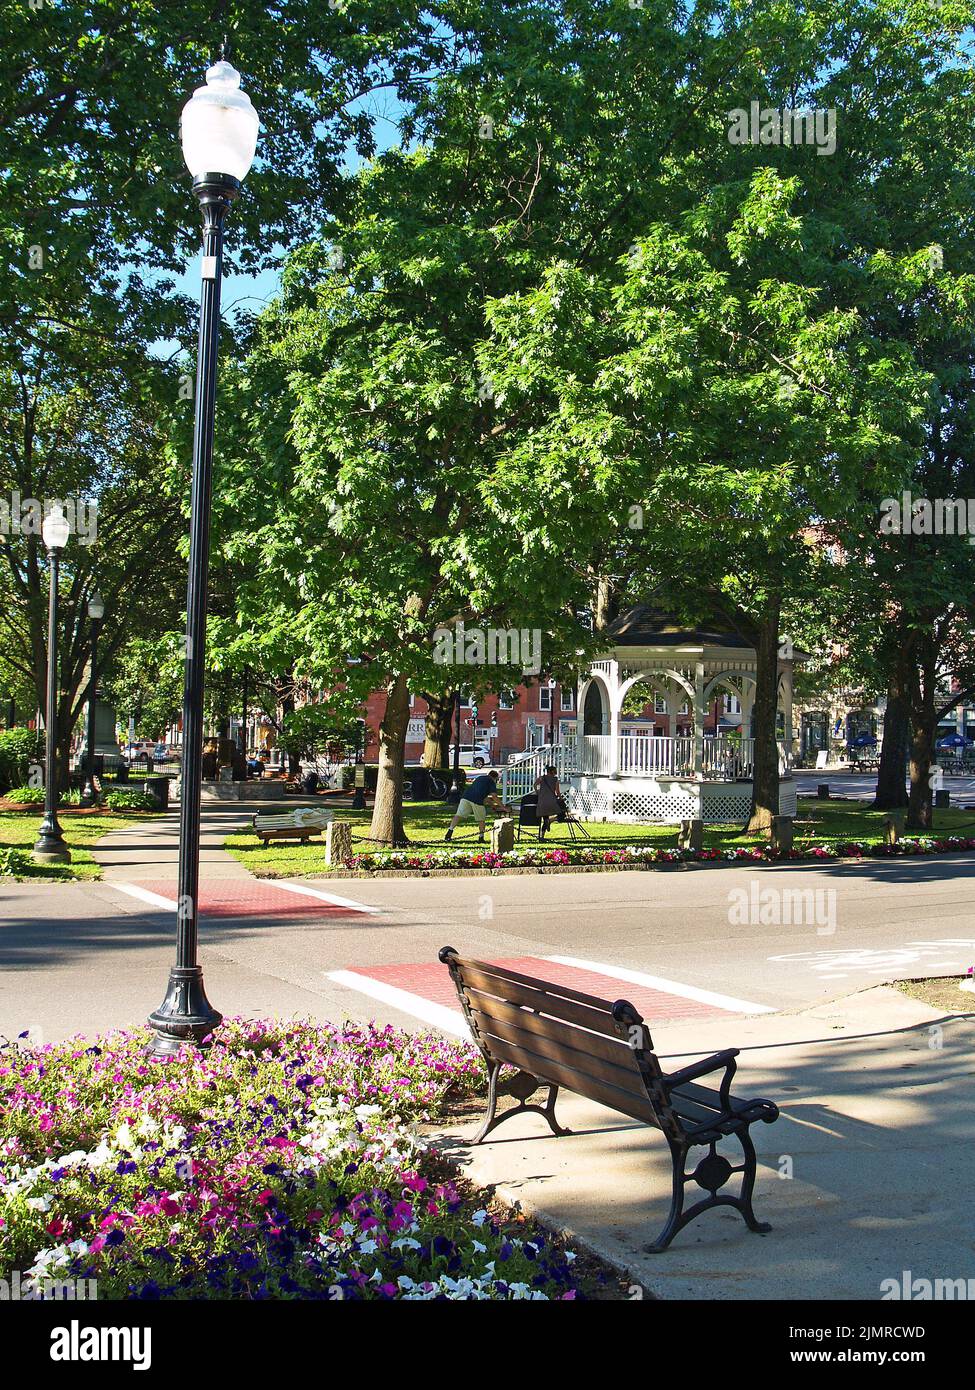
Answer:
xmin=0 ymin=810 xmax=159 ymax=881
xmin=224 ymin=797 xmax=975 ymax=876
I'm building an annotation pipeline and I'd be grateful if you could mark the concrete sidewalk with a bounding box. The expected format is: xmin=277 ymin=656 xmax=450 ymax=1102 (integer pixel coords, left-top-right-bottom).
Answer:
xmin=89 ymin=800 xmax=322 ymax=881
xmin=438 ymin=986 xmax=975 ymax=1300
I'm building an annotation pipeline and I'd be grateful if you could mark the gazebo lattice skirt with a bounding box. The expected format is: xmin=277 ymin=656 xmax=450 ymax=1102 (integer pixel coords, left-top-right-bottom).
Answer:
xmin=565 ymin=776 xmax=798 ymax=825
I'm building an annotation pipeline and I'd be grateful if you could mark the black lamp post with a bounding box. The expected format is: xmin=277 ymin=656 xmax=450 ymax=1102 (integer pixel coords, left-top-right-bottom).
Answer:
xmin=351 ymin=719 xmax=366 ymax=809
xmin=148 ymin=57 xmax=259 ymax=1057
xmin=33 ymin=505 xmax=71 ymax=863
xmin=548 ymin=678 xmax=557 ymax=749
xmin=80 ymin=592 xmax=105 ymax=807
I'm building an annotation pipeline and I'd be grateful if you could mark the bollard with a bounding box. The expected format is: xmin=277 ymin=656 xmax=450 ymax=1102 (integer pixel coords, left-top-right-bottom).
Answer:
xmin=677 ymin=818 xmax=703 ymax=851
xmin=491 ymin=817 xmax=515 ymax=854
xmin=771 ymin=815 xmax=793 ymax=852
xmin=883 ymin=810 xmax=905 ymax=846
xmin=325 ymin=820 xmax=353 ymax=866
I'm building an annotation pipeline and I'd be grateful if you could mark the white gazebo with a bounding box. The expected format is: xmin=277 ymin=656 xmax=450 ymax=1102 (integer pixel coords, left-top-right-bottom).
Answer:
xmin=503 ymin=608 xmax=798 ymax=824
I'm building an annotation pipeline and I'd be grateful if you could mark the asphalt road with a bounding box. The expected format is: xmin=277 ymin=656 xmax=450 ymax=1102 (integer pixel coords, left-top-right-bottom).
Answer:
xmin=2 ymin=849 xmax=974 ymax=1042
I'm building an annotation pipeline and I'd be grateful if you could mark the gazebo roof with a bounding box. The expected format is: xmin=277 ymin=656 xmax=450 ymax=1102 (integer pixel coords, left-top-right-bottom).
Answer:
xmin=602 ymin=606 xmax=753 ymax=652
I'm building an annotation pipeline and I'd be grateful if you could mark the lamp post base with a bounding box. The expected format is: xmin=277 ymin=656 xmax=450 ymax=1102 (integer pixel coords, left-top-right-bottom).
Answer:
xmin=147 ymin=966 xmax=222 ymax=1056
xmin=33 ymin=827 xmax=71 ymax=863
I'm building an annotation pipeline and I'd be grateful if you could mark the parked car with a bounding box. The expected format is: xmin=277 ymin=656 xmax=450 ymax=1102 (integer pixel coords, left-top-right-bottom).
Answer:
xmin=152 ymin=743 xmax=168 ymax=763
xmin=447 ymin=742 xmax=492 ymax=769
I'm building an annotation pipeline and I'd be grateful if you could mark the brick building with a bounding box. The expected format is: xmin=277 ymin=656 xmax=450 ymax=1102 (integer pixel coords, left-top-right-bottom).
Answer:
xmin=361 ymin=679 xmax=738 ymax=765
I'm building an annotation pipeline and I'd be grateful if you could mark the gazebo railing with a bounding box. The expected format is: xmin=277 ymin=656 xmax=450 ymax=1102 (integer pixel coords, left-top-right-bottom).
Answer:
xmin=618 ymin=735 xmax=694 ymax=776
xmin=701 ymin=736 xmax=755 ymax=779
xmin=573 ymin=733 xmax=758 ymax=779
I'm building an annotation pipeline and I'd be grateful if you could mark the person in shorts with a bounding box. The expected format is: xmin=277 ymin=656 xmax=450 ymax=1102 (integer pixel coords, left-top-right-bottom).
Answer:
xmin=445 ymin=770 xmax=509 ymax=842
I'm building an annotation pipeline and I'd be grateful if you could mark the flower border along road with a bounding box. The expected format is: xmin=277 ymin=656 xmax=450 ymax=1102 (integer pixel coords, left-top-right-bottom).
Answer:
xmin=328 ymin=836 xmax=975 ymax=877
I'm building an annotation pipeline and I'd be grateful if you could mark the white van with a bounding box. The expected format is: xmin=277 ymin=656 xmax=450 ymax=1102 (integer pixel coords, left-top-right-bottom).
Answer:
xmin=447 ymin=742 xmax=492 ymax=769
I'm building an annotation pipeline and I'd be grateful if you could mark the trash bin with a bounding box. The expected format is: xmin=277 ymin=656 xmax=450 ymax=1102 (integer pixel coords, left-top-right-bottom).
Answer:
xmin=935 ymin=789 xmax=950 ymax=809
xmin=407 ymin=766 xmax=429 ymax=800
xmin=143 ymin=777 xmax=170 ymax=809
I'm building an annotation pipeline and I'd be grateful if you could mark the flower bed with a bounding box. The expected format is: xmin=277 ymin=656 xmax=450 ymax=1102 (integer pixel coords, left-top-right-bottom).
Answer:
xmin=344 ymin=836 xmax=975 ymax=873
xmin=0 ymin=1019 xmax=587 ymax=1300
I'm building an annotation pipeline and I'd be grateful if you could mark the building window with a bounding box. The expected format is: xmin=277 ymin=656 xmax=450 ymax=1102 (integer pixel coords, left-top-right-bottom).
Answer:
xmin=539 ymin=687 xmax=553 ymax=711
xmin=560 ymin=689 xmax=574 ymax=711
xmin=497 ymin=692 xmax=514 ymax=710
xmin=654 ymin=695 xmax=667 ymax=714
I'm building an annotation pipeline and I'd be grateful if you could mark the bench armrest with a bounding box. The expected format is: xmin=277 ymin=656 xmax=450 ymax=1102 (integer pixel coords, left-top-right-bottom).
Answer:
xmin=662 ymin=1049 xmax=739 ymax=1106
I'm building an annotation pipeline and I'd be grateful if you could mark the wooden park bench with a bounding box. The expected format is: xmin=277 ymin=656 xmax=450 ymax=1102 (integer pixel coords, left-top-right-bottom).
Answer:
xmin=252 ymin=807 xmax=334 ymax=845
xmin=439 ymin=947 xmax=780 ymax=1253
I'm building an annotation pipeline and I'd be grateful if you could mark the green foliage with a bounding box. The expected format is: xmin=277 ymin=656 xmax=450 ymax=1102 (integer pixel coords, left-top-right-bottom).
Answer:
xmin=0 ymin=847 xmax=35 ymax=877
xmin=279 ymin=703 xmax=361 ymax=765
xmin=0 ymin=729 xmax=42 ymax=793
xmin=4 ymin=786 xmax=81 ymax=806
xmin=102 ymin=789 xmax=156 ymax=811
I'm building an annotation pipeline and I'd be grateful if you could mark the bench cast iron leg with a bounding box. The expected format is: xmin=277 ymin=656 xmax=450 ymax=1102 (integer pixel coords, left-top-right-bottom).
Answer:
xmin=736 ymin=1125 xmax=772 ymax=1234
xmin=472 ymin=1066 xmax=571 ymax=1144
xmin=645 ymin=1128 xmax=771 ymax=1253
xmin=645 ymin=1137 xmax=690 ymax=1254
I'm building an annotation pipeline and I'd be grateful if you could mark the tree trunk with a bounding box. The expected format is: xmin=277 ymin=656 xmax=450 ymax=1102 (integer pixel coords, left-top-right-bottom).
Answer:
xmin=369 ymin=674 xmax=411 ymax=846
xmin=906 ymin=650 xmax=938 ymax=832
xmin=593 ymin=576 xmax=614 ymax=633
xmin=280 ymin=683 xmax=300 ymax=776
xmin=421 ymin=692 xmax=454 ymax=768
xmin=872 ymin=641 xmax=910 ymax=810
xmin=745 ymin=607 xmax=781 ymax=834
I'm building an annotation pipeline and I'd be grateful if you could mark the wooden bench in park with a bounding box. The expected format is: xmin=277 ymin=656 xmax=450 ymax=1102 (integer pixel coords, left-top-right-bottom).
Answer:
xmin=439 ymin=947 xmax=780 ymax=1253
xmin=252 ymin=807 xmax=334 ymax=845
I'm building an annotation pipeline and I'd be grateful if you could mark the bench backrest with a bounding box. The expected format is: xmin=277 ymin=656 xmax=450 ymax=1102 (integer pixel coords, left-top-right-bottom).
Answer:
xmin=254 ymin=808 xmax=333 ymax=830
xmin=439 ymin=948 xmax=680 ymax=1138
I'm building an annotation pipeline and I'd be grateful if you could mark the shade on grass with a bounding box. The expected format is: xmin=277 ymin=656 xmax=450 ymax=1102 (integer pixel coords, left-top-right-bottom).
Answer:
xmin=0 ymin=812 xmax=160 ymax=882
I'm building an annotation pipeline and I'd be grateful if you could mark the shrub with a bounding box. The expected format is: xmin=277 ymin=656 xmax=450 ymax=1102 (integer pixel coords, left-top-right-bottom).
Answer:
xmin=0 ymin=729 xmax=42 ymax=793
xmin=3 ymin=785 xmax=45 ymax=804
xmin=0 ymin=847 xmax=36 ymax=878
xmin=102 ymin=789 xmax=156 ymax=811
xmin=4 ymin=786 xmax=80 ymax=806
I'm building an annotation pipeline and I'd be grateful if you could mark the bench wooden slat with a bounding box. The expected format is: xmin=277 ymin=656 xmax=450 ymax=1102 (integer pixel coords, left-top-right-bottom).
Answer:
xmin=458 ymin=955 xmax=628 ymax=1013
xmin=466 ymin=994 xmax=636 ymax=1070
xmin=481 ymin=1034 xmax=659 ymax=1126
xmin=468 ymin=1006 xmax=646 ymax=1096
xmin=460 ymin=972 xmax=625 ymax=1041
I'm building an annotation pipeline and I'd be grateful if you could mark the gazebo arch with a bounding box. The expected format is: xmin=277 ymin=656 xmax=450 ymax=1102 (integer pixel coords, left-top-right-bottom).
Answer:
xmin=580 ymin=676 xmax=609 ymax=736
xmin=508 ymin=607 xmax=802 ymax=825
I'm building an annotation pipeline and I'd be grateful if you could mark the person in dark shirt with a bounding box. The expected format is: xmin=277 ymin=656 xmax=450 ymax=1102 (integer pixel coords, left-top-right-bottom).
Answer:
xmin=444 ymin=770 xmax=510 ymax=842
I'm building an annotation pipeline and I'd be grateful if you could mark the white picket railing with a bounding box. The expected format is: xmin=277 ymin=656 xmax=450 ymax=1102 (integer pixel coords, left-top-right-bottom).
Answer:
xmin=701 ymin=736 xmax=755 ymax=780
xmin=617 ymin=735 xmax=695 ymax=776
xmin=501 ymin=733 xmax=778 ymax=798
xmin=500 ymin=742 xmax=575 ymax=804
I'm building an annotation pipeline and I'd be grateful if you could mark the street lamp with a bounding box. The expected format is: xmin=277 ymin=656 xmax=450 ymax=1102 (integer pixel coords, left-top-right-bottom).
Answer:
xmin=33 ymin=505 xmax=71 ymax=863
xmin=547 ymin=677 xmax=557 ymax=749
xmin=80 ymin=592 xmax=105 ymax=807
xmin=148 ymin=57 xmax=259 ymax=1057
